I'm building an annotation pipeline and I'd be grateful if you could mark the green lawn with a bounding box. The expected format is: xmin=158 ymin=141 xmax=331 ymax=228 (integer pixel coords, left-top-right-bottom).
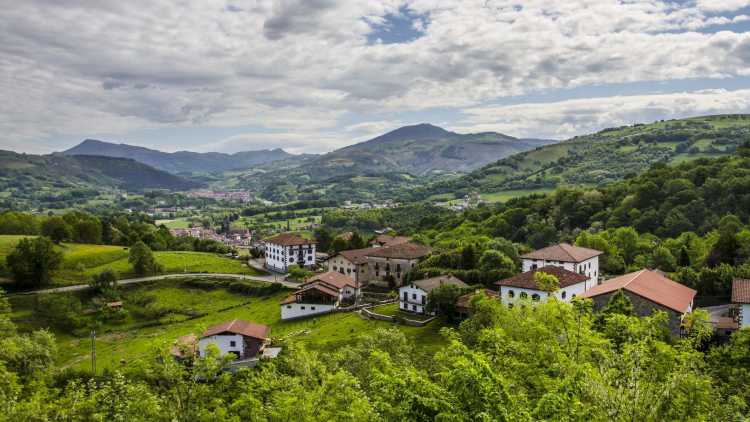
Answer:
xmin=482 ymin=188 xmax=555 ymax=203
xmin=155 ymin=218 xmax=192 ymax=229
xmin=10 ymin=279 xmax=448 ymax=372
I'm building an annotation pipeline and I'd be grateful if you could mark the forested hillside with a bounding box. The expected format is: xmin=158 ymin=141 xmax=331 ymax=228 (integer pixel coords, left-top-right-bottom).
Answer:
xmin=423 ymin=114 xmax=750 ymax=199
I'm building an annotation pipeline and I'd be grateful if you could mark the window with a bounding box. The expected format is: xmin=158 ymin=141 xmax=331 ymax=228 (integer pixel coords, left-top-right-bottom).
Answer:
xmin=508 ymin=290 xmax=515 ymax=298
xmin=412 ymin=293 xmax=417 ymax=300
xmin=412 ymin=304 xmax=416 ymax=311
xmin=561 ymin=291 xmax=567 ymax=299
xmin=531 ymin=264 xmax=538 ymax=270
xmin=403 ymin=291 xmax=408 ymax=300
xmin=520 ymin=292 xmax=528 ymax=299
xmin=532 ymin=294 xmax=540 ymax=301
xmin=301 ymin=306 xmax=306 ymax=310
xmin=230 ymin=341 xmax=236 ymax=347
xmin=286 ymin=305 xmax=292 ymax=309
xmin=311 ymin=306 xmax=316 ymax=310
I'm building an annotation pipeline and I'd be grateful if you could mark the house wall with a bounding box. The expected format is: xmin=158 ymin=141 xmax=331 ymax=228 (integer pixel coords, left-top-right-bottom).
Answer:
xmin=281 ymin=302 xmax=336 ymax=320
xmin=327 ymin=257 xmax=368 ymax=285
xmin=265 ymin=242 xmax=316 ymax=272
xmin=589 ymin=289 xmax=685 ymax=335
xmin=199 ymin=333 xmax=245 ymax=358
xmin=740 ymin=304 xmax=750 ymax=329
xmin=399 ymin=285 xmax=428 ymax=314
xmin=366 ymin=257 xmax=418 ymax=287
xmin=498 ymin=281 xmax=587 ymax=305
xmin=521 ymin=256 xmax=599 ymax=289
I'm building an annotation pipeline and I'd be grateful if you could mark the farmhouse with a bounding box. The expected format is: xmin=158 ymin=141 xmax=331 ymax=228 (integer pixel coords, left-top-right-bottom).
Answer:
xmin=371 ymin=234 xmax=411 ymax=248
xmin=365 ymin=242 xmax=431 ymax=287
xmin=326 ymin=247 xmax=380 ymax=286
xmin=521 ymin=243 xmax=602 ymax=289
xmin=495 ymin=266 xmax=590 ymax=306
xmin=399 ymin=274 xmax=468 ymax=314
xmin=580 ymin=269 xmax=697 ymax=335
xmin=280 ymin=271 xmax=360 ymax=320
xmin=264 ymin=233 xmax=316 ymax=272
xmin=198 ymin=319 xmax=270 ymax=360
xmin=732 ymin=278 xmax=750 ymax=329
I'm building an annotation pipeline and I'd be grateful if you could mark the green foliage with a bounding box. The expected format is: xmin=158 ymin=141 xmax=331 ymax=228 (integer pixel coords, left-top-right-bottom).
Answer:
xmin=287 ymin=264 xmax=314 ymax=281
xmin=35 ymin=294 xmax=84 ymax=331
xmin=128 ymin=241 xmax=162 ymax=276
xmin=41 ymin=216 xmax=73 ymax=243
xmin=534 ymin=271 xmax=559 ymax=293
xmin=7 ymin=236 xmax=63 ymax=287
xmin=425 ymin=283 xmax=470 ymax=317
xmin=89 ymin=268 xmax=118 ymax=293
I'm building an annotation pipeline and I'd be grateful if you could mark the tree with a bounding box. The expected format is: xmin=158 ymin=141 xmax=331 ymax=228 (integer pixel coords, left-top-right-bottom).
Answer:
xmin=426 ymin=283 xmax=468 ymax=318
xmin=287 ymin=264 xmax=314 ymax=281
xmin=600 ymin=289 xmax=633 ymax=318
xmin=651 ymin=246 xmax=676 ymax=272
xmin=460 ymin=244 xmax=477 ymax=269
xmin=6 ymin=237 xmax=62 ymax=288
xmin=128 ymin=241 xmax=161 ymax=276
xmin=41 ymin=217 xmax=73 ymax=244
xmin=534 ymin=271 xmax=559 ymax=293
xmin=89 ymin=269 xmax=118 ymax=293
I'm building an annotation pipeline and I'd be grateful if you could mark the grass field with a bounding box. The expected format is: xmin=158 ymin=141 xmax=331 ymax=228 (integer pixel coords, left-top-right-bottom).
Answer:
xmin=155 ymin=218 xmax=192 ymax=229
xmin=0 ymin=235 xmax=260 ymax=287
xmin=481 ymin=188 xmax=555 ymax=202
xmin=9 ymin=279 xmax=448 ymax=372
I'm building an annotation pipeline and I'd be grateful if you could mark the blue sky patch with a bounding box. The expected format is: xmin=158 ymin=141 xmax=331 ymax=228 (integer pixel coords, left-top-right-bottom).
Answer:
xmin=366 ymin=6 xmax=428 ymax=45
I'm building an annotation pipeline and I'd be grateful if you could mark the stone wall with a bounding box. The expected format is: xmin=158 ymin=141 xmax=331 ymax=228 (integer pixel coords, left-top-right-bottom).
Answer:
xmin=590 ymin=289 xmax=683 ymax=335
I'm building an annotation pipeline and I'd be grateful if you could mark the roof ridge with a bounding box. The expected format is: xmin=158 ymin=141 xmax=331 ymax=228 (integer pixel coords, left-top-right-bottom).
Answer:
xmin=558 ymin=243 xmax=578 ymax=261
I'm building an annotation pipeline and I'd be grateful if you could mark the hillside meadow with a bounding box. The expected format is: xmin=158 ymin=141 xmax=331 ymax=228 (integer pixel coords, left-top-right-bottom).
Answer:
xmin=9 ymin=278 xmax=446 ymax=372
xmin=0 ymin=235 xmax=260 ymax=287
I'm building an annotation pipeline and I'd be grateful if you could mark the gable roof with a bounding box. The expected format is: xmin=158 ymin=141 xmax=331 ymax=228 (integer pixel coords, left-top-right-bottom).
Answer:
xmin=264 ymin=233 xmax=315 ymax=246
xmin=372 ymin=234 xmax=411 ymax=247
xmin=580 ymin=269 xmax=696 ymax=313
xmin=411 ymin=274 xmax=469 ymax=293
xmin=495 ymin=266 xmax=589 ymax=290
xmin=732 ymin=278 xmax=750 ymax=304
xmin=366 ymin=242 xmax=431 ymax=260
xmin=202 ymin=319 xmax=270 ymax=340
xmin=520 ymin=243 xmax=602 ymax=263
xmin=456 ymin=289 xmax=499 ymax=310
xmin=338 ymin=247 xmax=381 ymax=265
xmin=305 ymin=271 xmax=356 ymax=289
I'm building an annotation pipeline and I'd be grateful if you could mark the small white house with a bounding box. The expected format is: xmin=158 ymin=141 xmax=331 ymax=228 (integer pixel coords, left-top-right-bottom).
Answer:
xmin=264 ymin=233 xmax=316 ymax=272
xmin=198 ymin=319 xmax=270 ymax=360
xmin=732 ymin=278 xmax=750 ymax=329
xmin=399 ymin=275 xmax=468 ymax=314
xmin=495 ymin=266 xmax=589 ymax=306
xmin=520 ymin=243 xmax=602 ymax=289
xmin=280 ymin=271 xmax=360 ymax=320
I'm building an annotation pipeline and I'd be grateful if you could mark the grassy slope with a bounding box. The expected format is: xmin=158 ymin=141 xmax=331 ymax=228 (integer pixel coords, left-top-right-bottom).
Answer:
xmin=429 ymin=114 xmax=750 ymax=198
xmin=10 ymin=280 xmax=446 ymax=371
xmin=0 ymin=235 xmax=260 ymax=286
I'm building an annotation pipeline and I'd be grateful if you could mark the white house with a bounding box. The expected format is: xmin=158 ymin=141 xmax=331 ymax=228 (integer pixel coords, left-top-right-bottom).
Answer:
xmin=732 ymin=278 xmax=750 ymax=329
xmin=264 ymin=233 xmax=316 ymax=272
xmin=198 ymin=319 xmax=270 ymax=360
xmin=280 ymin=271 xmax=360 ymax=320
xmin=495 ymin=266 xmax=590 ymax=306
xmin=399 ymin=274 xmax=468 ymax=314
xmin=521 ymin=243 xmax=603 ymax=289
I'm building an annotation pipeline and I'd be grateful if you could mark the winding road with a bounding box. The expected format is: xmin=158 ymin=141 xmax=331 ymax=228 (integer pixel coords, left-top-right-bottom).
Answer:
xmin=10 ymin=272 xmax=301 ymax=296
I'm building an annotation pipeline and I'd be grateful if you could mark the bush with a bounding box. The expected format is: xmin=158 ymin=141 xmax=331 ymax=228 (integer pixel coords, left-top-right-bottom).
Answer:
xmin=35 ymin=294 xmax=83 ymax=331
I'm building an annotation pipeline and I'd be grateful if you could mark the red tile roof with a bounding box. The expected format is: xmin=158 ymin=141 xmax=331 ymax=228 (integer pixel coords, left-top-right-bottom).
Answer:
xmin=366 ymin=242 xmax=431 ymax=259
xmin=202 ymin=319 xmax=270 ymax=340
xmin=495 ymin=266 xmax=588 ymax=290
xmin=521 ymin=243 xmax=602 ymax=262
xmin=305 ymin=271 xmax=356 ymax=289
xmin=372 ymin=234 xmax=411 ymax=247
xmin=732 ymin=279 xmax=750 ymax=304
xmin=338 ymin=247 xmax=381 ymax=265
xmin=580 ymin=269 xmax=696 ymax=313
xmin=264 ymin=233 xmax=315 ymax=246
xmin=456 ymin=289 xmax=499 ymax=310
xmin=412 ymin=274 xmax=469 ymax=293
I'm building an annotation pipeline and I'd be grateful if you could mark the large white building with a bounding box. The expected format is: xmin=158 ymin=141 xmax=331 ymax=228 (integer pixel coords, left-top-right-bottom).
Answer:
xmin=732 ymin=278 xmax=750 ymax=329
xmin=495 ymin=266 xmax=590 ymax=306
xmin=520 ymin=243 xmax=602 ymax=289
xmin=264 ymin=233 xmax=316 ymax=272
xmin=198 ymin=319 xmax=270 ymax=360
xmin=399 ymin=274 xmax=468 ymax=314
xmin=280 ymin=271 xmax=360 ymax=320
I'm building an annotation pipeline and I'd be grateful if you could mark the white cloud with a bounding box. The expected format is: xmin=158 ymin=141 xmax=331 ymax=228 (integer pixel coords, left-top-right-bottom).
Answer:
xmin=455 ymin=89 xmax=750 ymax=139
xmin=0 ymin=0 xmax=749 ymax=153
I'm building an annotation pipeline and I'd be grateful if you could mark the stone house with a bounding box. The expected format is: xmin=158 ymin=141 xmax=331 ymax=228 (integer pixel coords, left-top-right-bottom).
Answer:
xmin=364 ymin=242 xmax=431 ymax=287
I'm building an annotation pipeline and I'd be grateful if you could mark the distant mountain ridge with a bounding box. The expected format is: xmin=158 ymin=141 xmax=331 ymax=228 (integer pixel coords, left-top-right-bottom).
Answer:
xmin=63 ymin=139 xmax=296 ymax=173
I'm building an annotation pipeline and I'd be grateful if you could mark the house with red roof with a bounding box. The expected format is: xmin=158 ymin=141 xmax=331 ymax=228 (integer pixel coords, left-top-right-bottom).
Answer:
xmin=521 ymin=243 xmax=603 ymax=289
xmin=326 ymin=246 xmax=380 ymax=286
xmin=280 ymin=271 xmax=361 ymax=320
xmin=495 ymin=266 xmax=590 ymax=306
xmin=732 ymin=278 xmax=750 ymax=329
xmin=580 ymin=269 xmax=697 ymax=334
xmin=264 ymin=233 xmax=316 ymax=272
xmin=198 ymin=319 xmax=270 ymax=360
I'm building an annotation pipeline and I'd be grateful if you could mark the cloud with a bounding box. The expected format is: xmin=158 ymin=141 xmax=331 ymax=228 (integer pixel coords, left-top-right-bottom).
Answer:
xmin=0 ymin=0 xmax=749 ymax=153
xmin=454 ymin=88 xmax=750 ymax=139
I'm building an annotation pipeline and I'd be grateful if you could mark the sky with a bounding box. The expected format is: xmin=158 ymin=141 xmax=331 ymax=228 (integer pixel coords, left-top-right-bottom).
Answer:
xmin=2 ymin=0 xmax=750 ymax=155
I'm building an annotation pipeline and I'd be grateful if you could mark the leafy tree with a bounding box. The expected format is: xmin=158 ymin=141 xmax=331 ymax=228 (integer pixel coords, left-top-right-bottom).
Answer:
xmin=287 ymin=264 xmax=314 ymax=281
xmin=128 ymin=241 xmax=161 ymax=276
xmin=651 ymin=246 xmax=677 ymax=272
xmin=41 ymin=217 xmax=73 ymax=244
xmin=89 ymin=269 xmax=118 ymax=293
xmin=6 ymin=237 xmax=62 ymax=287
xmin=460 ymin=244 xmax=476 ymax=269
xmin=426 ymin=283 xmax=469 ymax=317
xmin=534 ymin=271 xmax=559 ymax=293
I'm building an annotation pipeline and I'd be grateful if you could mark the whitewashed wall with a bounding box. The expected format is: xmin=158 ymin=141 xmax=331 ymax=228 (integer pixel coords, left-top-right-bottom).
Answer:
xmin=499 ymin=281 xmax=587 ymax=305
xmin=281 ymin=302 xmax=336 ymax=320
xmin=740 ymin=304 xmax=750 ymax=329
xmin=399 ymin=284 xmax=428 ymax=314
xmin=521 ymin=256 xmax=599 ymax=289
xmin=199 ymin=334 xmax=244 ymax=358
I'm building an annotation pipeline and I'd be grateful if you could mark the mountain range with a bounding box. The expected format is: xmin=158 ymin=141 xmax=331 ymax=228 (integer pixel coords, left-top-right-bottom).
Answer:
xmin=63 ymin=139 xmax=297 ymax=174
